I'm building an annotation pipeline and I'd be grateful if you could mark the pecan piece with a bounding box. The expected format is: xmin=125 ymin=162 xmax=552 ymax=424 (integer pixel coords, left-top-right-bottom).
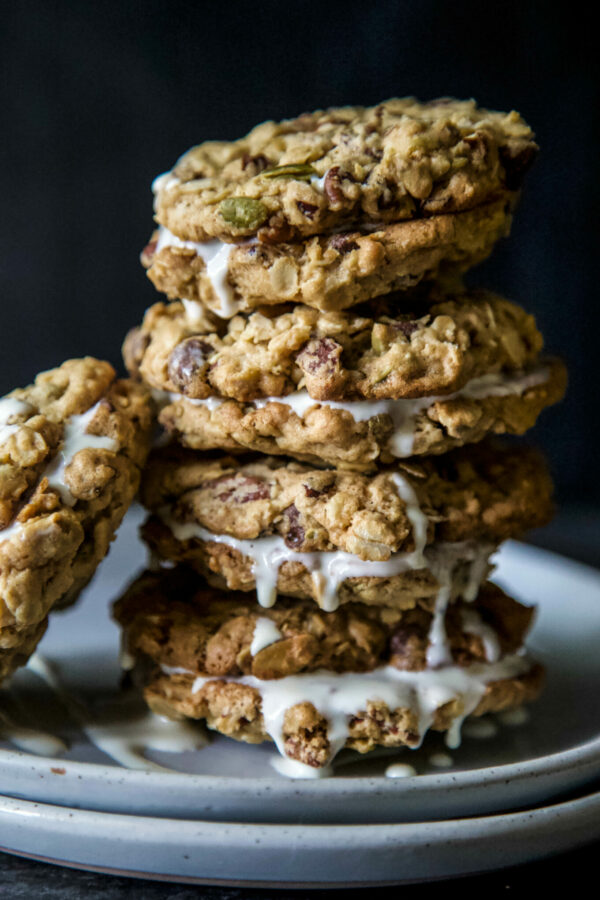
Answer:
xmin=324 ymin=166 xmax=352 ymax=206
xmin=204 ymin=474 xmax=270 ymax=504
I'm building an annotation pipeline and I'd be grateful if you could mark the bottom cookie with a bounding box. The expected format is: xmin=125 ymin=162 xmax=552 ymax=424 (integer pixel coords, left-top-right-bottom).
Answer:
xmin=114 ymin=569 xmax=543 ymax=772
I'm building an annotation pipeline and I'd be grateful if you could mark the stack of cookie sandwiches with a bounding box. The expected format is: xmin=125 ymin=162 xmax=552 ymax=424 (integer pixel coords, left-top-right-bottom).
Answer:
xmin=118 ymin=99 xmax=566 ymax=775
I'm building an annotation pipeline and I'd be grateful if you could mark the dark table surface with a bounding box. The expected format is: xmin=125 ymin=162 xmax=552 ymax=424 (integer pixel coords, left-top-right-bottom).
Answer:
xmin=1 ymin=506 xmax=598 ymax=897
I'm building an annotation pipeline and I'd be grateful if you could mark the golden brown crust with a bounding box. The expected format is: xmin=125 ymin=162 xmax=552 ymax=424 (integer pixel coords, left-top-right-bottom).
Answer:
xmin=153 ymin=98 xmax=535 ymax=243
xmin=0 ymin=359 xmax=155 ymax=683
xmin=144 ymin=200 xmax=513 ymax=315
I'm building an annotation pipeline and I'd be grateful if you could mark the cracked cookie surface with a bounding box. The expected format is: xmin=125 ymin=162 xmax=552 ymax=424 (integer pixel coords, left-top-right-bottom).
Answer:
xmin=153 ymin=98 xmax=535 ymax=243
xmin=0 ymin=358 xmax=154 ymax=682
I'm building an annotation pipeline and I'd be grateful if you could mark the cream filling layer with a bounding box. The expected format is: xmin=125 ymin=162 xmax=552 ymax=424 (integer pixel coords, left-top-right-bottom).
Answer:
xmin=187 ymin=653 xmax=531 ymax=773
xmin=159 ymin=505 xmax=492 ymax=612
xmin=155 ymin=226 xmax=243 ymax=318
xmin=178 ymin=366 xmax=550 ymax=458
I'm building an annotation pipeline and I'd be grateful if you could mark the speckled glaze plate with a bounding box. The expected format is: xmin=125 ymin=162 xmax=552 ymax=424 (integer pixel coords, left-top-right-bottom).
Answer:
xmin=1 ymin=507 xmax=600 ymax=826
xmin=1 ymin=788 xmax=600 ymax=886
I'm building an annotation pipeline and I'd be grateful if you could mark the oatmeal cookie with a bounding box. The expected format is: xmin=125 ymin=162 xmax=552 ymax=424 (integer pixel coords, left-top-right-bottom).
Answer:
xmin=139 ymin=661 xmax=543 ymax=766
xmin=124 ymin=290 xmax=545 ymax=402
xmin=114 ymin=568 xmax=535 ymax=678
xmin=0 ymin=358 xmax=154 ymax=682
xmin=153 ymin=98 xmax=536 ymax=243
xmin=139 ymin=443 xmax=553 ymax=609
xmin=143 ymin=200 xmax=512 ymax=316
xmin=156 ymin=359 xmax=565 ymax=470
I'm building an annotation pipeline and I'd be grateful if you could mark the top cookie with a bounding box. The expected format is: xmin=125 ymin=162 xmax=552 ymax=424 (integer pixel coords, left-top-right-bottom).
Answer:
xmin=0 ymin=358 xmax=154 ymax=683
xmin=153 ymin=98 xmax=536 ymax=244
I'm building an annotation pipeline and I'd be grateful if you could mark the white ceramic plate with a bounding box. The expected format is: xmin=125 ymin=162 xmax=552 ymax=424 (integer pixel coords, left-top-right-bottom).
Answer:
xmin=1 ymin=507 xmax=600 ymax=825
xmin=2 ymin=788 xmax=600 ymax=886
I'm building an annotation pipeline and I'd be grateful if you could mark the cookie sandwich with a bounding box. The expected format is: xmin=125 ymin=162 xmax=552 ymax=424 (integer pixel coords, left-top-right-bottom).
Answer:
xmin=0 ymin=358 xmax=154 ymax=683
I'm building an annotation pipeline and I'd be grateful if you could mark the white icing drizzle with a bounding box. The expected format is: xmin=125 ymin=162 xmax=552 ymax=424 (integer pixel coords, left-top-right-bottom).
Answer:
xmin=0 ymin=703 xmax=67 ymax=756
xmin=0 ymin=397 xmax=33 ymax=447
xmin=424 ymin=542 xmax=495 ymax=671
xmin=461 ymin=608 xmax=501 ymax=663
xmin=160 ymin=508 xmax=492 ymax=616
xmin=191 ymin=654 xmax=531 ymax=770
xmin=497 ymin=706 xmax=530 ymax=727
xmin=27 ymin=655 xmax=206 ymax=772
xmin=43 ymin=402 xmax=118 ymax=505
xmin=462 ymin=718 xmax=499 ymax=740
xmin=309 ymin=173 xmax=327 ymax=191
xmin=390 ymin=472 xmax=428 ymax=565
xmin=250 ymin=618 xmax=283 ymax=656
xmin=0 ymin=400 xmax=118 ymax=545
xmin=151 ymin=171 xmax=180 ymax=211
xmin=155 ymin=226 xmax=241 ymax=318
xmin=270 ymin=753 xmax=332 ymax=779
xmin=178 ymin=366 xmax=550 ymax=458
xmin=385 ymin=763 xmax=417 ymax=778
xmin=429 ymin=752 xmax=454 ymax=768
xmin=181 ymin=298 xmax=206 ymax=327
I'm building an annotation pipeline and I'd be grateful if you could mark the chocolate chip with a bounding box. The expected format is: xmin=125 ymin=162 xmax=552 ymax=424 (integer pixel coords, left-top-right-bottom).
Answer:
xmin=296 ymin=200 xmax=318 ymax=219
xmin=204 ymin=474 xmax=270 ymax=504
xmin=296 ymin=337 xmax=343 ymax=376
xmin=283 ymin=504 xmax=305 ymax=549
xmin=167 ymin=338 xmax=213 ymax=391
xmin=329 ymin=233 xmax=360 ymax=254
xmin=499 ymin=142 xmax=539 ymax=191
xmin=394 ymin=319 xmax=419 ymax=338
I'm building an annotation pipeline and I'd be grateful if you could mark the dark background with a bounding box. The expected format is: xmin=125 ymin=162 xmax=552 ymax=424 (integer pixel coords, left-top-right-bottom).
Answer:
xmin=0 ymin=0 xmax=598 ymax=508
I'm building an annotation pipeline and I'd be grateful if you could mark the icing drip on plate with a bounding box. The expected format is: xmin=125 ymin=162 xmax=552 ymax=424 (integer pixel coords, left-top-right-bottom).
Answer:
xmin=26 ymin=655 xmax=206 ymax=771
